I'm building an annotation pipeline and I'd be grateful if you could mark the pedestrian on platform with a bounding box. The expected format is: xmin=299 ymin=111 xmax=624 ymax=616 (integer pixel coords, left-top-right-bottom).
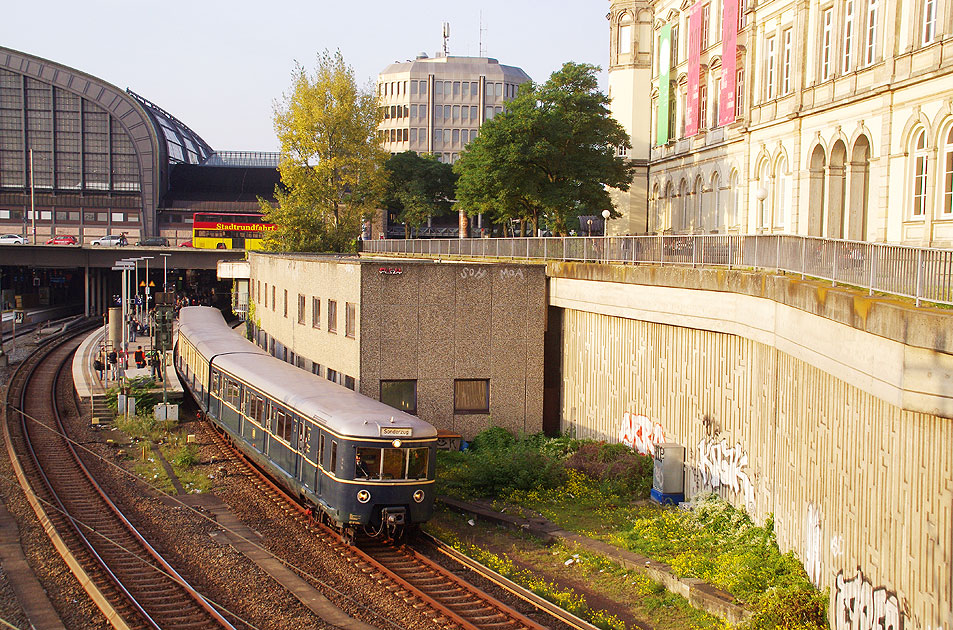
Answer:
xmin=107 ymin=350 xmax=117 ymax=377
xmin=134 ymin=346 xmax=146 ymax=369
xmin=93 ymin=356 xmax=105 ymax=380
xmin=149 ymin=351 xmax=162 ymax=381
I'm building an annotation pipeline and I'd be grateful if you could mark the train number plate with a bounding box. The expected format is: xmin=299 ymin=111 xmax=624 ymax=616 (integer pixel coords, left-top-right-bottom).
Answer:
xmin=380 ymin=427 xmax=413 ymax=437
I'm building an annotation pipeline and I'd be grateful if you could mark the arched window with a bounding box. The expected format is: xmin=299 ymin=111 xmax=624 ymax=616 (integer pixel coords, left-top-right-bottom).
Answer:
xmin=728 ymin=170 xmax=740 ymax=229
xmin=913 ymin=129 xmax=928 ymax=217
xmin=619 ymin=13 xmax=634 ymax=57
xmin=774 ymin=156 xmax=790 ymax=230
xmin=711 ymin=172 xmax=722 ymax=232
xmin=694 ymin=176 xmax=705 ymax=231
xmin=943 ymin=126 xmax=953 ymax=216
xmin=678 ymin=179 xmax=689 ymax=231
xmin=757 ymin=159 xmax=772 ymax=231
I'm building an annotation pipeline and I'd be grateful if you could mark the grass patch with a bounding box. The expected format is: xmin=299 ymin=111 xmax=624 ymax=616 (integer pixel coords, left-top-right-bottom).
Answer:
xmin=113 ymin=413 xmax=210 ymax=496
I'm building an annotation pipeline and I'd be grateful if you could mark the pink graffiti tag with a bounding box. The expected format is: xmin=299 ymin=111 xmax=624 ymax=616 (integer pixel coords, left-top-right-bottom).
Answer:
xmin=618 ymin=413 xmax=666 ymax=455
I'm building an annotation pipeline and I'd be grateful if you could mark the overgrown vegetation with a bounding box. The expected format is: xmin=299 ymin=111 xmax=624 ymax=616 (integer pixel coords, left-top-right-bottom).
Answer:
xmin=106 ymin=376 xmax=160 ymax=414
xmin=435 ymin=427 xmax=826 ymax=630
xmin=111 ymin=407 xmax=210 ymax=496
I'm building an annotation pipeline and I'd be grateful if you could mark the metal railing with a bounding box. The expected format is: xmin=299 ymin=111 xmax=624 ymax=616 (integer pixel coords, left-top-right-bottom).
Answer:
xmin=362 ymin=234 xmax=953 ymax=307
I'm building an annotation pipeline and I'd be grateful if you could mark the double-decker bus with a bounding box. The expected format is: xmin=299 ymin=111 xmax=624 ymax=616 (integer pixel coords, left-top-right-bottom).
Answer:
xmin=192 ymin=213 xmax=277 ymax=250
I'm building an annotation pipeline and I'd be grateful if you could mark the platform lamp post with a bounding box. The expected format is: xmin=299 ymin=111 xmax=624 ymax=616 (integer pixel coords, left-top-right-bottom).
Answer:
xmin=755 ymin=187 xmax=769 ymax=268
xmin=602 ymin=209 xmax=612 ymax=263
xmin=112 ymin=259 xmax=135 ymax=419
xmin=160 ymin=253 xmax=171 ymax=293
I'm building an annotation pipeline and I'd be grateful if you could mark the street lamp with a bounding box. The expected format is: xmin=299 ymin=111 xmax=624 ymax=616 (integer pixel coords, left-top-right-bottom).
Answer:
xmin=755 ymin=187 xmax=768 ymax=234
xmin=602 ymin=209 xmax=611 ymax=236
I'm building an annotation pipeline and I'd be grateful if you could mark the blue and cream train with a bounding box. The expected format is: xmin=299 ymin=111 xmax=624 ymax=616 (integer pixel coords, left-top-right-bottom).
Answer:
xmin=174 ymin=306 xmax=437 ymax=539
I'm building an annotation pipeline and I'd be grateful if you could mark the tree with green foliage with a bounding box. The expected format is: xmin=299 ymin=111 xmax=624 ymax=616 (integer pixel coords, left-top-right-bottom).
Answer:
xmin=261 ymin=50 xmax=386 ymax=252
xmin=382 ymin=151 xmax=457 ymax=238
xmin=454 ymin=62 xmax=636 ymax=236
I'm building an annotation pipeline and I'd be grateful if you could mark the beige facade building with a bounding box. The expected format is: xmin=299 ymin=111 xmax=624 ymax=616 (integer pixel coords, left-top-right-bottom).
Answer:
xmin=377 ymin=54 xmax=530 ymax=164
xmin=608 ymin=0 xmax=953 ymax=247
xmin=246 ymin=253 xmax=547 ymax=439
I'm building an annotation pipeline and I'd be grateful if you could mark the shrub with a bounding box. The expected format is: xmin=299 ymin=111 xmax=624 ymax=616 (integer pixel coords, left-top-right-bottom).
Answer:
xmin=171 ymin=444 xmax=200 ymax=468
xmin=563 ymin=442 xmax=654 ymax=498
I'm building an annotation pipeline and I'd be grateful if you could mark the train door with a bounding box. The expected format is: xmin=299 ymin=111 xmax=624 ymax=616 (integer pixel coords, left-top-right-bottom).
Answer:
xmin=317 ymin=432 xmax=325 ymax=496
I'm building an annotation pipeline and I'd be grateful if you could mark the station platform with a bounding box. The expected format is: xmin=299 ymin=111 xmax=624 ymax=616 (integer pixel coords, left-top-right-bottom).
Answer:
xmin=73 ymin=327 xmax=183 ymax=404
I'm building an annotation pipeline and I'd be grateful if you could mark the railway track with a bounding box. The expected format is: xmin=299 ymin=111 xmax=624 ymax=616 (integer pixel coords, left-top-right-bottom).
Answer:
xmin=201 ymin=420 xmax=563 ymax=630
xmin=3 ymin=328 xmax=237 ymax=630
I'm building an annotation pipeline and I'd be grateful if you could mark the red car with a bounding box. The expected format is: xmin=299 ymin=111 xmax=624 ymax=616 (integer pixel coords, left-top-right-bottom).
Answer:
xmin=179 ymin=240 xmax=194 ymax=247
xmin=46 ymin=234 xmax=78 ymax=245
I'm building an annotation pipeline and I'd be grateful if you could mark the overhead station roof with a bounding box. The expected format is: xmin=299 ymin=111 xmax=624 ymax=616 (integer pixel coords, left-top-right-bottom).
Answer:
xmin=127 ymin=90 xmax=214 ymax=165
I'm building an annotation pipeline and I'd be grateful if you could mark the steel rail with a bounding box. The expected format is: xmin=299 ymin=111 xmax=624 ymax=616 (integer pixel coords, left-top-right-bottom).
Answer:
xmin=5 ymin=327 xmax=236 ymax=629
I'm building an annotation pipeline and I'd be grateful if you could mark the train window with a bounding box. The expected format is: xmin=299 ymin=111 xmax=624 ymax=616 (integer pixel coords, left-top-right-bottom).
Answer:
xmin=381 ymin=448 xmax=404 ymax=480
xmin=255 ymin=396 xmax=265 ymax=426
xmin=283 ymin=414 xmax=293 ymax=443
xmin=407 ymin=448 xmax=429 ymax=479
xmin=355 ymin=447 xmax=379 ymax=479
xmin=211 ymin=372 xmax=221 ymax=396
xmin=330 ymin=441 xmax=338 ymax=473
xmin=298 ymin=425 xmax=310 ymax=453
xmin=319 ymin=434 xmax=326 ymax=465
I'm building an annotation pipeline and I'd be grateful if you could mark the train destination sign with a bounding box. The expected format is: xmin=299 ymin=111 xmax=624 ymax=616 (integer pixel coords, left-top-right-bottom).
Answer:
xmin=380 ymin=427 xmax=413 ymax=437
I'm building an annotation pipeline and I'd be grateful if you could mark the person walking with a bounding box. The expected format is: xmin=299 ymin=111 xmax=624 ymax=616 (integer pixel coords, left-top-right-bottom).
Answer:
xmin=134 ymin=346 xmax=146 ymax=369
xmin=93 ymin=355 xmax=105 ymax=380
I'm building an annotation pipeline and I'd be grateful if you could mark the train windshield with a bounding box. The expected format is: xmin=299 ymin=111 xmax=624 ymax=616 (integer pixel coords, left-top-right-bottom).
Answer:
xmin=355 ymin=446 xmax=429 ymax=480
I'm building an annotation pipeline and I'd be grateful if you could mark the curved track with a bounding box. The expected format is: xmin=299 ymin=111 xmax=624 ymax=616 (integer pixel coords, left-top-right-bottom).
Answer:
xmin=3 ymin=329 xmax=236 ymax=630
xmin=202 ymin=421 xmax=549 ymax=630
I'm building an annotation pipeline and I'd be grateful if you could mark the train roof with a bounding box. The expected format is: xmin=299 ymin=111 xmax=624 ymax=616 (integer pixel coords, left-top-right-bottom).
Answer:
xmin=177 ymin=307 xmax=436 ymax=440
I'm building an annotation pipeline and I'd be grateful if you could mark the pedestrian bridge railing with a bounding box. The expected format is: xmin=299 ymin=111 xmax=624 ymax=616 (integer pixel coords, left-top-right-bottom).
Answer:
xmin=362 ymin=234 xmax=953 ymax=307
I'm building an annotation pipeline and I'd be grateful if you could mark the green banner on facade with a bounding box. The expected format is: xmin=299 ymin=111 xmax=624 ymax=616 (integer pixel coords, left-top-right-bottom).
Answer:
xmin=657 ymin=24 xmax=672 ymax=145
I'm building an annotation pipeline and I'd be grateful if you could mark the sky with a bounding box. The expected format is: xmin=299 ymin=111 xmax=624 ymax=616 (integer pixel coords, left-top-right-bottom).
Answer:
xmin=2 ymin=1 xmax=610 ymax=153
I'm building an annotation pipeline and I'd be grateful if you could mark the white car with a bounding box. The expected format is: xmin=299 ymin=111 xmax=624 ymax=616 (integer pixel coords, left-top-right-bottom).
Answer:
xmin=90 ymin=234 xmax=127 ymax=247
xmin=0 ymin=234 xmax=26 ymax=245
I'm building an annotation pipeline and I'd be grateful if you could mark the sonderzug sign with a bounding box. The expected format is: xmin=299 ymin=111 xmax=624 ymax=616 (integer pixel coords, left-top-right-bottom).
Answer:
xmin=380 ymin=427 xmax=413 ymax=437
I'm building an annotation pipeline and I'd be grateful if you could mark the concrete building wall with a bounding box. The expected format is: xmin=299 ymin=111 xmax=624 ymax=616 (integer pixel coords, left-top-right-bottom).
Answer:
xmin=249 ymin=254 xmax=363 ymax=386
xmin=248 ymin=253 xmax=547 ymax=439
xmin=551 ymin=264 xmax=952 ymax=629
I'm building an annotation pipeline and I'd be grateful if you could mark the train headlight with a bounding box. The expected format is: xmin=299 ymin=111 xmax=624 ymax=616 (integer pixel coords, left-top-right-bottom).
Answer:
xmin=413 ymin=489 xmax=425 ymax=503
xmin=357 ymin=489 xmax=371 ymax=504
xmin=392 ymin=439 xmax=402 ymax=448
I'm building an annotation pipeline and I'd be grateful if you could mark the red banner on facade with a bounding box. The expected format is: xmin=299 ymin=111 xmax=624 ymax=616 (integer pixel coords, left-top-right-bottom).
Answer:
xmin=686 ymin=2 xmax=702 ymax=136
xmin=719 ymin=0 xmax=739 ymax=126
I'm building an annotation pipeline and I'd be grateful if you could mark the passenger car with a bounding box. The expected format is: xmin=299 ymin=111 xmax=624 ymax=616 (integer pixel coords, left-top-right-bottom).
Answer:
xmin=90 ymin=234 xmax=127 ymax=247
xmin=46 ymin=234 xmax=78 ymax=245
xmin=136 ymin=236 xmax=170 ymax=247
xmin=176 ymin=307 xmax=437 ymax=541
xmin=0 ymin=234 xmax=26 ymax=245
xmin=179 ymin=240 xmax=194 ymax=248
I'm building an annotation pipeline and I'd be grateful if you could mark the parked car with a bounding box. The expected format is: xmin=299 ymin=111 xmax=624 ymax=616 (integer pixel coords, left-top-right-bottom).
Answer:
xmin=0 ymin=234 xmax=26 ymax=245
xmin=136 ymin=236 xmax=170 ymax=247
xmin=46 ymin=234 xmax=78 ymax=245
xmin=91 ymin=234 xmax=127 ymax=247
xmin=179 ymin=240 xmax=194 ymax=248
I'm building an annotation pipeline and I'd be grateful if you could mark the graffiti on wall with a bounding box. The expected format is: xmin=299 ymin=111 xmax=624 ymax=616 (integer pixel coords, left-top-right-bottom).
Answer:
xmin=833 ymin=570 xmax=904 ymax=630
xmin=619 ymin=413 xmax=666 ymax=455
xmin=696 ymin=438 xmax=755 ymax=510
xmin=803 ymin=504 xmax=823 ymax=587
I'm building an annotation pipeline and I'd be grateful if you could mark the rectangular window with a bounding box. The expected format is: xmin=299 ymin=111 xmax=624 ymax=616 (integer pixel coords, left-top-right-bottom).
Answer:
xmin=462 ymin=81 xmax=470 ymax=97
xmin=843 ymin=1 xmax=855 ymax=72
xmin=865 ymin=0 xmax=879 ymax=66
xmin=671 ymin=25 xmax=680 ymax=65
xmin=945 ymin=148 xmax=953 ymax=214
xmin=272 ymin=286 xmax=276 ymax=311
xmin=380 ymin=380 xmax=417 ymax=415
xmin=782 ymin=29 xmax=792 ymax=94
xmin=914 ymin=155 xmax=928 ymax=216
xmin=701 ymin=4 xmax=711 ymax=49
xmin=328 ymin=299 xmax=337 ymax=333
xmin=345 ymin=302 xmax=356 ymax=338
xmin=264 ymin=283 xmax=268 ymax=308
xmin=283 ymin=289 xmax=288 ymax=318
xmin=327 ymin=368 xmax=338 ymax=384
xmin=344 ymin=375 xmax=355 ymax=391
xmin=319 ymin=434 xmax=326 ymax=466
xmin=453 ymin=81 xmax=460 ymax=97
xmin=923 ymin=0 xmax=937 ymax=45
xmin=434 ymin=106 xmax=442 ymax=121
xmin=330 ymin=441 xmax=337 ymax=474
xmin=454 ymin=379 xmax=490 ymax=414
xmin=420 ymin=80 xmax=427 ymax=95
xmin=312 ymin=297 xmax=320 ymax=328
xmin=736 ymin=68 xmax=745 ymax=117
xmin=822 ymin=8 xmax=833 ymax=80
xmin=699 ymin=82 xmax=708 ymax=130
xmin=410 ymin=81 xmax=417 ymax=95
xmin=739 ymin=0 xmax=747 ymax=29
xmin=297 ymin=294 xmax=305 ymax=324
xmin=712 ymin=76 xmax=721 ymax=126
xmin=766 ymin=36 xmax=776 ymax=99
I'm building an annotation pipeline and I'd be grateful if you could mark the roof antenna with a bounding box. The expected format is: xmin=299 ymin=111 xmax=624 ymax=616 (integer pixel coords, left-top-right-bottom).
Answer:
xmin=442 ymin=22 xmax=451 ymax=56
xmin=479 ymin=12 xmax=487 ymax=57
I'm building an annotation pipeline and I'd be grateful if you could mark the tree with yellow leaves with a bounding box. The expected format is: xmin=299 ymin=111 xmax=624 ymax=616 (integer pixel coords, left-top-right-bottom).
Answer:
xmin=261 ymin=50 xmax=386 ymax=252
